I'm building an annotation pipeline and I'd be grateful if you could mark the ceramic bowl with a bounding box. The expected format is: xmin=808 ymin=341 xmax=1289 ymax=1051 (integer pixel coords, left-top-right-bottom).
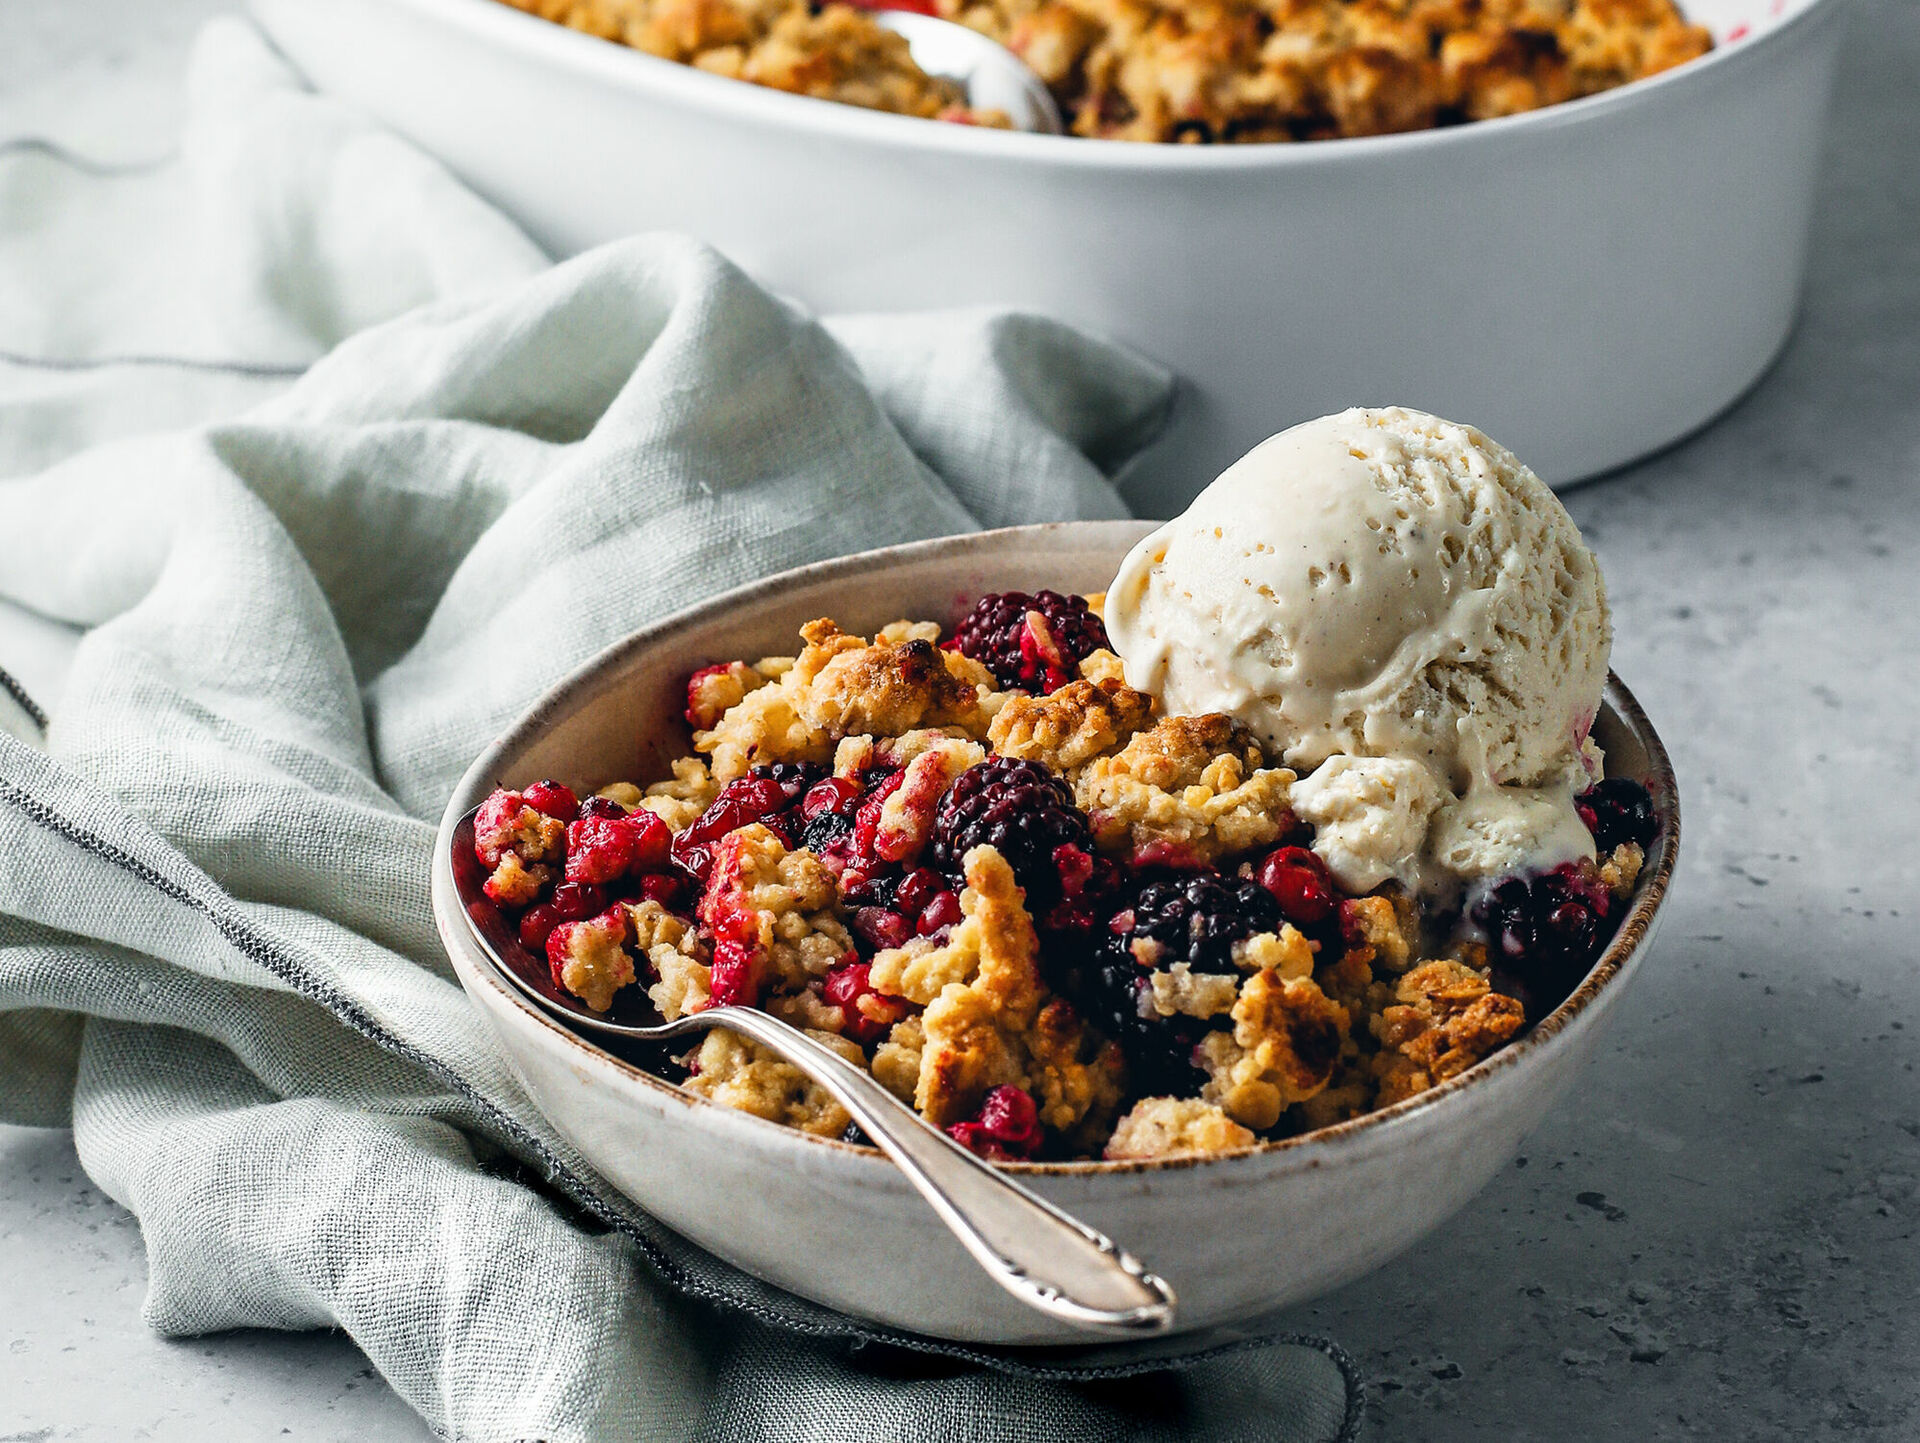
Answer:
xmin=254 ymin=0 xmax=1843 ymax=512
xmin=430 ymin=520 xmax=1679 ymax=1345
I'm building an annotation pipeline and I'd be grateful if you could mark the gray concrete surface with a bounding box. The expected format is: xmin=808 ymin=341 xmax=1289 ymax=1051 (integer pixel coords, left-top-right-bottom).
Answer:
xmin=2 ymin=0 xmax=1916 ymax=1438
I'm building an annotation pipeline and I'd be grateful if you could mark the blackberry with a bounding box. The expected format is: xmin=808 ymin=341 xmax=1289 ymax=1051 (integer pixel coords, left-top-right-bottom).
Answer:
xmin=949 ymin=590 xmax=1110 ymax=693
xmin=1092 ymin=874 xmax=1281 ymax=1095
xmin=1473 ymin=862 xmax=1614 ymax=1016
xmin=1576 ymin=777 xmax=1657 ymax=853
xmin=928 ymin=756 xmax=1091 ymax=907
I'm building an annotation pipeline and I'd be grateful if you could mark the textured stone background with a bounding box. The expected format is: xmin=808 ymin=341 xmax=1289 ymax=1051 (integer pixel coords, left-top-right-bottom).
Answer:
xmin=3 ymin=0 xmax=1915 ymax=1437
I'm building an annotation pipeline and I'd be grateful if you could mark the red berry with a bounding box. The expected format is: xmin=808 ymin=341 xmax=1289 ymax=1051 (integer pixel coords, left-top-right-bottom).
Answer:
xmin=802 ymin=776 xmax=862 ymax=820
xmin=892 ymin=867 xmax=943 ymax=918
xmin=707 ymin=935 xmax=760 ymax=1008
xmin=822 ymin=959 xmax=899 ymax=1045
xmin=517 ymin=879 xmax=609 ymax=952
xmin=565 ymin=811 xmax=671 ymax=885
xmin=947 ymin=1085 xmax=1042 ymax=1160
xmin=473 ymin=788 xmax=528 ymax=867
xmin=669 ymin=765 xmax=820 ymax=881
xmin=852 ymin=906 xmax=915 ymax=952
xmin=917 ymin=890 xmax=962 ymax=936
xmin=522 ymin=779 xmax=579 ymax=823
xmin=1255 ymin=845 xmax=1337 ymax=926
xmin=630 ymin=873 xmax=690 ymax=910
xmin=519 ymin=904 xmax=561 ymax=952
xmin=579 ymin=795 xmax=626 ymax=821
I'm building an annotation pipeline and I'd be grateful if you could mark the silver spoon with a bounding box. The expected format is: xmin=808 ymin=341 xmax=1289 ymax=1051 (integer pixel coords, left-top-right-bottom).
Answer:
xmin=872 ymin=10 xmax=1065 ymax=135
xmin=451 ymin=810 xmax=1173 ymax=1336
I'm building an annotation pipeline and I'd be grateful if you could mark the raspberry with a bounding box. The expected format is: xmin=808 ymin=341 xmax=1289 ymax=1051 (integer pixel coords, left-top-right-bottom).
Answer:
xmin=928 ymin=757 xmax=1091 ymax=907
xmin=669 ymin=764 xmax=822 ymax=881
xmin=707 ymin=936 xmax=759 ymax=1008
xmin=1576 ymin=777 xmax=1657 ymax=853
xmin=521 ymin=780 xmax=579 ymax=823
xmin=821 ymin=959 xmax=905 ymax=1044
xmin=1253 ymin=846 xmax=1338 ymax=927
xmin=545 ymin=904 xmax=633 ymax=1011
xmin=813 ymin=768 xmax=904 ymax=887
xmin=1093 ymin=873 xmax=1280 ymax=1094
xmin=518 ymin=880 xmax=608 ymax=952
xmin=684 ymin=663 xmax=737 ymax=727
xmin=947 ymin=1084 xmax=1043 ymax=1160
xmin=851 ymin=906 xmax=915 ymax=952
xmin=1474 ymin=861 xmax=1615 ymax=1015
xmin=949 ymin=591 xmax=1109 ymax=693
xmin=892 ymin=867 xmax=944 ymax=917
xmin=565 ymin=810 xmax=671 ymax=886
xmin=916 ymin=889 xmax=962 ymax=936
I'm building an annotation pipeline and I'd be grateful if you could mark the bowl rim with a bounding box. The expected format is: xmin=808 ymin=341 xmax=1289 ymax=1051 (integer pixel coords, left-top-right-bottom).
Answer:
xmin=374 ymin=0 xmax=1840 ymax=169
xmin=435 ymin=520 xmax=1680 ymax=1179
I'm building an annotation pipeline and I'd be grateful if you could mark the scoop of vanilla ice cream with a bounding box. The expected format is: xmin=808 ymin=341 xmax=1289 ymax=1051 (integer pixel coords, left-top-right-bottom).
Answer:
xmin=1288 ymin=754 xmax=1446 ymax=893
xmin=1107 ymin=407 xmax=1611 ymax=891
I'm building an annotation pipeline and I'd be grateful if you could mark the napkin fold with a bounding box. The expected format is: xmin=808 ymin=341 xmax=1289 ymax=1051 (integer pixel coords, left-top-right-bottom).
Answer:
xmin=0 ymin=19 xmax=1359 ymax=1441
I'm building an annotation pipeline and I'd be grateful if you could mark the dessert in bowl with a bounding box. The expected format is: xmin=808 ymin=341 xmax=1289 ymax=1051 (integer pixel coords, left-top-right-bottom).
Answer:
xmin=432 ymin=410 xmax=1678 ymax=1343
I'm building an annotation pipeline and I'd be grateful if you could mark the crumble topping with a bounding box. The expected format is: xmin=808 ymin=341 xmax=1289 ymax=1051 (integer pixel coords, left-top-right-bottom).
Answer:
xmin=477 ymin=600 xmax=1654 ymax=1162
xmin=987 ymin=677 xmax=1155 ymax=774
xmin=683 ymin=1027 xmax=866 ymax=1138
xmin=1105 ymin=1097 xmax=1255 ymax=1160
xmin=1076 ymin=713 xmax=1296 ymax=866
xmin=500 ymin=0 xmax=1709 ymax=142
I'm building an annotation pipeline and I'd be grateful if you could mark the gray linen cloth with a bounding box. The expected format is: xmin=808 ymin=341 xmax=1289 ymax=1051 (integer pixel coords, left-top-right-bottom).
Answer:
xmin=0 ymin=19 xmax=1359 ymax=1441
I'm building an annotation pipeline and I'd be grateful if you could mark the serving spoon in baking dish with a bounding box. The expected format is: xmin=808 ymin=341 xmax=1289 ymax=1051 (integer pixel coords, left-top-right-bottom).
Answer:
xmin=869 ymin=10 xmax=1066 ymax=134
xmin=450 ymin=811 xmax=1172 ymax=1336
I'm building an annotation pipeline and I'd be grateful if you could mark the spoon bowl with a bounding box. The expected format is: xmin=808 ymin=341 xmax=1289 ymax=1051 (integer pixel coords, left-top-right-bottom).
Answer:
xmin=872 ymin=10 xmax=1064 ymax=134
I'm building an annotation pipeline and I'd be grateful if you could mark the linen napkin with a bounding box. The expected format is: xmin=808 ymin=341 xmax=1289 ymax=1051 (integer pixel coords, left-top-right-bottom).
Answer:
xmin=0 ymin=19 xmax=1360 ymax=1441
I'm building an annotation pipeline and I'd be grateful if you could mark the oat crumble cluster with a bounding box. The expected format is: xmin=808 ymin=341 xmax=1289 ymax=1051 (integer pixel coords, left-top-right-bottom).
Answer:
xmin=473 ymin=589 xmax=1655 ymax=1162
xmin=500 ymin=0 xmax=1710 ymax=142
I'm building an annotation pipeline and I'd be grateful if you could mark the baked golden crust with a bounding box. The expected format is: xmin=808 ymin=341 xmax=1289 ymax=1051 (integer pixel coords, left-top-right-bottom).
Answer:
xmin=1076 ymin=713 xmax=1295 ymax=866
xmin=1105 ymin=1096 xmax=1255 ymax=1159
xmin=553 ymin=909 xmax=636 ymax=1013
xmin=632 ymin=900 xmax=713 ymax=1020
xmin=1371 ymin=959 xmax=1526 ymax=1106
xmin=683 ymin=1027 xmax=866 ymax=1137
xmin=873 ymin=846 xmax=1121 ymax=1135
xmin=696 ymin=619 xmax=996 ymax=780
xmin=988 ymin=677 xmax=1155 ymax=774
xmin=1197 ymin=966 xmax=1347 ymax=1129
xmin=499 ymin=0 xmax=998 ymax=121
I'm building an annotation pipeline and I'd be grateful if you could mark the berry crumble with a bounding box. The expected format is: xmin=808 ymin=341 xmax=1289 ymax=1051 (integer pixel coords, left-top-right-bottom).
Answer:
xmin=498 ymin=0 xmax=1710 ymax=143
xmin=471 ymin=589 xmax=1656 ymax=1162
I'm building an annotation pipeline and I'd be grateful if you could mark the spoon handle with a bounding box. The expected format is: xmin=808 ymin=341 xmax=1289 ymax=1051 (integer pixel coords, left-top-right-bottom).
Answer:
xmin=703 ymin=1006 xmax=1175 ymax=1335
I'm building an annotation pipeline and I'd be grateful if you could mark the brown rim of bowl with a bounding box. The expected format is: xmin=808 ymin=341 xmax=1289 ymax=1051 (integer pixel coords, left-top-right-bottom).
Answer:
xmin=444 ymin=524 xmax=1679 ymax=1177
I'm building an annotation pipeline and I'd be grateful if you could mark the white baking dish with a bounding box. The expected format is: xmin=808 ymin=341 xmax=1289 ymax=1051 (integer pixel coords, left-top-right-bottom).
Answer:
xmin=252 ymin=0 xmax=1845 ymax=512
